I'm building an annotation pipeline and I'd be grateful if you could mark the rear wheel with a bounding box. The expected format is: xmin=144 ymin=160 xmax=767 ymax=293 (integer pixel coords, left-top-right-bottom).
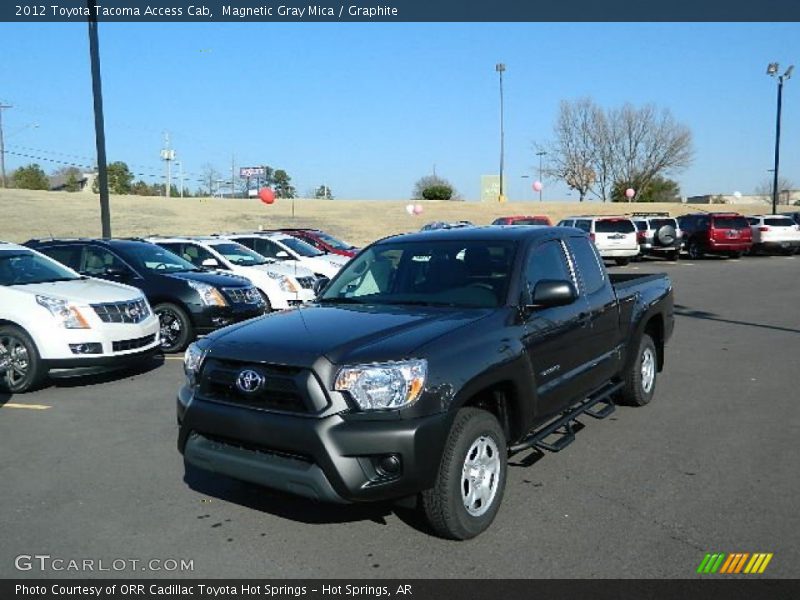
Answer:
xmin=153 ymin=303 xmax=193 ymax=353
xmin=687 ymin=240 xmax=703 ymax=260
xmin=614 ymin=257 xmax=631 ymax=266
xmin=666 ymin=250 xmax=680 ymax=261
xmin=727 ymin=251 xmax=743 ymax=259
xmin=619 ymin=333 xmax=657 ymax=407
xmin=421 ymin=408 xmax=507 ymax=540
xmin=0 ymin=325 xmax=46 ymax=393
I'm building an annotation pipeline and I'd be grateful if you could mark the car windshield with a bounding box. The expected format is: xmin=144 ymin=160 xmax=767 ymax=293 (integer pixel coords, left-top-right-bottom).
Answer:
xmin=712 ymin=216 xmax=749 ymax=229
xmin=320 ymin=240 xmax=517 ymax=308
xmin=315 ymin=231 xmax=355 ymax=250
xmin=210 ymin=242 xmax=268 ymax=265
xmin=280 ymin=236 xmax=323 ymax=257
xmin=596 ymin=219 xmax=635 ymax=233
xmin=122 ymin=243 xmax=198 ymax=273
xmin=0 ymin=250 xmax=80 ymax=286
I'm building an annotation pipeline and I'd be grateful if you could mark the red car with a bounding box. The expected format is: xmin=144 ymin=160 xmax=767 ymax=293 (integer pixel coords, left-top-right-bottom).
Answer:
xmin=492 ymin=215 xmax=552 ymax=226
xmin=677 ymin=212 xmax=753 ymax=259
xmin=277 ymin=228 xmax=359 ymax=258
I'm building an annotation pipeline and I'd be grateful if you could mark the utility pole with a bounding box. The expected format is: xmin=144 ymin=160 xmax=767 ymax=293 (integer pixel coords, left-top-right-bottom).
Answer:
xmin=767 ymin=62 xmax=793 ymax=215
xmin=536 ymin=150 xmax=547 ymax=202
xmin=0 ymin=104 xmax=11 ymax=188
xmin=495 ymin=63 xmax=506 ymax=204
xmin=160 ymin=132 xmax=174 ymax=198
xmin=231 ymin=154 xmax=235 ymax=198
xmin=86 ymin=2 xmax=111 ymax=238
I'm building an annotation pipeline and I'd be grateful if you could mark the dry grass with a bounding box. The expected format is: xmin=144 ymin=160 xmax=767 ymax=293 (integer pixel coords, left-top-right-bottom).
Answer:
xmin=0 ymin=188 xmax=776 ymax=247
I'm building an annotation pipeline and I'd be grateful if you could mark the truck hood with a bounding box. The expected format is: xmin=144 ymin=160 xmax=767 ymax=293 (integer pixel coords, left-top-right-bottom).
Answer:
xmin=9 ymin=277 xmax=143 ymax=304
xmin=206 ymin=304 xmax=494 ymax=367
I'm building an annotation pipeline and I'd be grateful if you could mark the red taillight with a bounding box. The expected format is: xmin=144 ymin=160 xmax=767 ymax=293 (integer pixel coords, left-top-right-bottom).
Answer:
xmin=637 ymin=231 xmax=646 ymax=243
xmin=758 ymin=226 xmax=770 ymax=232
xmin=589 ymin=233 xmax=596 ymax=242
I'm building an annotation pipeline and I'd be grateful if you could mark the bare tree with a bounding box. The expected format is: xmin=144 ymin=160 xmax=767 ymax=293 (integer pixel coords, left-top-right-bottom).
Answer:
xmin=755 ymin=176 xmax=794 ymax=202
xmin=541 ymin=99 xmax=693 ymax=202
xmin=199 ymin=163 xmax=221 ymax=196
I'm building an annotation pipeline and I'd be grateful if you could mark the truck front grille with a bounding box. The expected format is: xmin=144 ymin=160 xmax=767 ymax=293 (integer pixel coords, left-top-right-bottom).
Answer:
xmin=92 ymin=299 xmax=150 ymax=324
xmin=199 ymin=359 xmax=309 ymax=413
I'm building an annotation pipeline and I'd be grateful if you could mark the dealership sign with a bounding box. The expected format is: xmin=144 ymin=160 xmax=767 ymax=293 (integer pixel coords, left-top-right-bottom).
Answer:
xmin=239 ymin=167 xmax=266 ymax=179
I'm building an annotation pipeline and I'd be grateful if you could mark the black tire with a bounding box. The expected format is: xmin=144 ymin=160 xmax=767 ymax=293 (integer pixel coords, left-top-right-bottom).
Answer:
xmin=619 ymin=333 xmax=657 ymax=407
xmin=0 ymin=325 xmax=47 ymax=393
xmin=687 ymin=240 xmax=703 ymax=260
xmin=614 ymin=257 xmax=631 ymax=266
xmin=153 ymin=303 xmax=193 ymax=353
xmin=727 ymin=251 xmax=743 ymax=259
xmin=258 ymin=290 xmax=273 ymax=312
xmin=421 ymin=408 xmax=507 ymax=540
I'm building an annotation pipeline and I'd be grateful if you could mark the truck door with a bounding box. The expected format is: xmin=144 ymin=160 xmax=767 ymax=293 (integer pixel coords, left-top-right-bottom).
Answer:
xmin=564 ymin=236 xmax=622 ymax=390
xmin=521 ymin=238 xmax=590 ymax=420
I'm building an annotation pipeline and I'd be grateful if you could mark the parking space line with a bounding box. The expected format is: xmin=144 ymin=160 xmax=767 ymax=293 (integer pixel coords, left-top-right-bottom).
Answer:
xmin=1 ymin=403 xmax=51 ymax=410
xmin=164 ymin=356 xmax=184 ymax=360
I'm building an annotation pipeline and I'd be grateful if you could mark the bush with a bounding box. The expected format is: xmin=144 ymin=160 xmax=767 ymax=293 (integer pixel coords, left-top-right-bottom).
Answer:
xmin=422 ymin=184 xmax=453 ymax=200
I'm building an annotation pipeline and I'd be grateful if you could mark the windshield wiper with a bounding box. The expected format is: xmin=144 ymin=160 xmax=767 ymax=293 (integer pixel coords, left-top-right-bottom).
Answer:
xmin=17 ymin=277 xmax=79 ymax=284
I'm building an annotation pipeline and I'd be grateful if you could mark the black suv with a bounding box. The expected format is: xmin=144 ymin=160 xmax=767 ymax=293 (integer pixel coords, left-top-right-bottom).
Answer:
xmin=25 ymin=238 xmax=266 ymax=352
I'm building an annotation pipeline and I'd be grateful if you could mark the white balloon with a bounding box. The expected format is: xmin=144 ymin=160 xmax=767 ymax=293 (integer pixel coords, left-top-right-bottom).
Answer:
xmin=405 ymin=204 xmax=415 ymax=215
xmin=733 ymin=191 xmax=742 ymax=198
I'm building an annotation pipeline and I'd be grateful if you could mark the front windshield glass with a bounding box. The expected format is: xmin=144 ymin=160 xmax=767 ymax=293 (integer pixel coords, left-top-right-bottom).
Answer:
xmin=0 ymin=250 xmax=80 ymax=286
xmin=316 ymin=232 xmax=354 ymax=250
xmin=211 ymin=242 xmax=268 ymax=266
xmin=123 ymin=243 xmax=198 ymax=273
xmin=280 ymin=236 xmax=324 ymax=257
xmin=320 ymin=240 xmax=517 ymax=308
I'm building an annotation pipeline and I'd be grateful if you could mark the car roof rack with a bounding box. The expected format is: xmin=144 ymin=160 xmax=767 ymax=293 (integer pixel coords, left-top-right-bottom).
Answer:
xmin=629 ymin=212 xmax=671 ymax=217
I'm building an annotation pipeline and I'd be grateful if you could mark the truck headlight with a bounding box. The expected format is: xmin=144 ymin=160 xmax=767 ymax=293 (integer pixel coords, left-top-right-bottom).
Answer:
xmin=268 ymin=272 xmax=298 ymax=293
xmin=335 ymin=359 xmax=427 ymax=410
xmin=36 ymin=295 xmax=90 ymax=329
xmin=183 ymin=340 xmax=209 ymax=385
xmin=187 ymin=280 xmax=228 ymax=306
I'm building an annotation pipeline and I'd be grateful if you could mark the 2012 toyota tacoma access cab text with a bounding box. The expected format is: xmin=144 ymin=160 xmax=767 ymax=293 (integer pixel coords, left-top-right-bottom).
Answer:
xmin=177 ymin=226 xmax=674 ymax=539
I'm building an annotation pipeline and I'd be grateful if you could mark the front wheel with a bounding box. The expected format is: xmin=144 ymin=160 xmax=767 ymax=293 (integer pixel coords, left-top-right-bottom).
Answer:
xmin=619 ymin=333 xmax=657 ymax=407
xmin=687 ymin=240 xmax=702 ymax=260
xmin=0 ymin=325 xmax=46 ymax=393
xmin=153 ymin=303 xmax=193 ymax=353
xmin=614 ymin=257 xmax=631 ymax=266
xmin=421 ymin=408 xmax=507 ymax=540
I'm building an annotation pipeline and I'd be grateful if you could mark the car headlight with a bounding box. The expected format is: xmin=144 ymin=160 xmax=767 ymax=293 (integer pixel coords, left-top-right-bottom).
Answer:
xmin=335 ymin=359 xmax=427 ymax=410
xmin=267 ymin=272 xmax=298 ymax=293
xmin=183 ymin=340 xmax=209 ymax=385
xmin=187 ymin=280 xmax=227 ymax=306
xmin=36 ymin=295 xmax=90 ymax=329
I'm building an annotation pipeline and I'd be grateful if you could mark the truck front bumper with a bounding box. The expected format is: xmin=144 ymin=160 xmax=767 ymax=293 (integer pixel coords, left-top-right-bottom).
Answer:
xmin=177 ymin=390 xmax=451 ymax=504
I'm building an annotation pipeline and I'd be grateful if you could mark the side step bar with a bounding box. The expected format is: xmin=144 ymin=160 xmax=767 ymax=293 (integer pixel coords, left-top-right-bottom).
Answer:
xmin=508 ymin=381 xmax=622 ymax=456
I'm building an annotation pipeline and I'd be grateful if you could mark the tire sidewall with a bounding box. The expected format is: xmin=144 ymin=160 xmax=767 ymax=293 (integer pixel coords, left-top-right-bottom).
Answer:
xmin=440 ymin=410 xmax=508 ymax=539
xmin=0 ymin=325 xmax=45 ymax=393
xmin=631 ymin=334 xmax=657 ymax=405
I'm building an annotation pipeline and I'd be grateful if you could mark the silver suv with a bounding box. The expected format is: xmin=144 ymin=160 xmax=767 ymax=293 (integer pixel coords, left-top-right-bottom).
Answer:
xmin=630 ymin=213 xmax=682 ymax=261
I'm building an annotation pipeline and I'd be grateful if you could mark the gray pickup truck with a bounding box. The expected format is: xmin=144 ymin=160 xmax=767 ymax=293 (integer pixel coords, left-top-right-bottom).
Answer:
xmin=178 ymin=226 xmax=674 ymax=539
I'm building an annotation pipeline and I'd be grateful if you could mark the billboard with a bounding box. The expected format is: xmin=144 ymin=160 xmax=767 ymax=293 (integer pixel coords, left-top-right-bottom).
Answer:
xmin=239 ymin=166 xmax=266 ymax=179
xmin=481 ymin=175 xmax=506 ymax=202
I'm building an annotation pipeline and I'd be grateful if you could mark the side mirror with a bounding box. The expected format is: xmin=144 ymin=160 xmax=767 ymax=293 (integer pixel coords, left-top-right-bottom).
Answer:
xmin=313 ymin=276 xmax=330 ymax=298
xmin=275 ymin=250 xmax=289 ymax=259
xmin=201 ymin=258 xmax=219 ymax=268
xmin=528 ymin=280 xmax=577 ymax=309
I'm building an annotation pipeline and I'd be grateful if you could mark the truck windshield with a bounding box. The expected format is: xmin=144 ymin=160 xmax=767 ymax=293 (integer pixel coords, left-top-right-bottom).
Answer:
xmin=0 ymin=251 xmax=80 ymax=286
xmin=320 ymin=240 xmax=517 ymax=308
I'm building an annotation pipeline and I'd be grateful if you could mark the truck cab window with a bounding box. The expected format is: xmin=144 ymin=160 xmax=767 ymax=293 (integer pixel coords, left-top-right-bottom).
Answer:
xmin=567 ymin=237 xmax=605 ymax=295
xmin=524 ymin=241 xmax=572 ymax=301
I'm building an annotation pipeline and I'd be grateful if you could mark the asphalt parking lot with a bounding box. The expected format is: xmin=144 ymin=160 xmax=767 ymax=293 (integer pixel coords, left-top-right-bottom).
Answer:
xmin=1 ymin=254 xmax=798 ymax=579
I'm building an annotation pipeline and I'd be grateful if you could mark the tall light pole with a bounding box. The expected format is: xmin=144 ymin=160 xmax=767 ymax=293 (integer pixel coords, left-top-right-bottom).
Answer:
xmin=767 ymin=62 xmax=793 ymax=215
xmin=0 ymin=103 xmax=12 ymax=189
xmin=536 ymin=150 xmax=547 ymax=202
xmin=495 ymin=63 xmax=506 ymax=204
xmin=87 ymin=0 xmax=111 ymax=238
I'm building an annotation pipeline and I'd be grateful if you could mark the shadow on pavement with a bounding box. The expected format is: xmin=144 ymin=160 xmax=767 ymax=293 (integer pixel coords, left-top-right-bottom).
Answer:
xmin=0 ymin=391 xmax=11 ymax=407
xmin=674 ymin=304 xmax=800 ymax=335
xmin=182 ymin=462 xmax=433 ymax=535
xmin=49 ymin=353 xmax=166 ymax=389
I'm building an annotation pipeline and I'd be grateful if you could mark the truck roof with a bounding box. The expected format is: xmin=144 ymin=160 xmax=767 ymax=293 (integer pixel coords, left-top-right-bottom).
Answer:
xmin=381 ymin=225 xmax=567 ymax=245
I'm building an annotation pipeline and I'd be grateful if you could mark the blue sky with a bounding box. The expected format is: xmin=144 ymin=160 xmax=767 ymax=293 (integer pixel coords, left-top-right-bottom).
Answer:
xmin=1 ymin=22 xmax=799 ymax=200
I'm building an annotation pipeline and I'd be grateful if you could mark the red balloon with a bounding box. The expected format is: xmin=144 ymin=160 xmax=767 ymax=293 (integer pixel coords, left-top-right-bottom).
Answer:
xmin=258 ymin=187 xmax=275 ymax=204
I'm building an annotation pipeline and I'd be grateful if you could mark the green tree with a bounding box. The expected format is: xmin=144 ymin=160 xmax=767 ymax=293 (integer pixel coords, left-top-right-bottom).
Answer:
xmin=12 ymin=164 xmax=50 ymax=190
xmin=50 ymin=166 xmax=83 ymax=192
xmin=611 ymin=175 xmax=681 ymax=203
xmin=314 ymin=185 xmax=333 ymax=199
xmin=273 ymin=169 xmax=296 ymax=198
xmin=92 ymin=161 xmax=133 ymax=194
xmin=413 ymin=174 xmax=459 ymax=200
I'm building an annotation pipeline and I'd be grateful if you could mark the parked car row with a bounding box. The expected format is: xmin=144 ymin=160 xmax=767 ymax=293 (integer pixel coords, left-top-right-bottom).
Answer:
xmin=1 ymin=228 xmax=356 ymax=392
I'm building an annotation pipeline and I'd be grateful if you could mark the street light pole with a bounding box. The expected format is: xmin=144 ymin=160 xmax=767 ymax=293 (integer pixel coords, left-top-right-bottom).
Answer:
xmin=536 ymin=150 xmax=547 ymax=202
xmin=87 ymin=0 xmax=111 ymax=238
xmin=495 ymin=63 xmax=506 ymax=204
xmin=0 ymin=104 xmax=12 ymax=189
xmin=767 ymin=62 xmax=793 ymax=215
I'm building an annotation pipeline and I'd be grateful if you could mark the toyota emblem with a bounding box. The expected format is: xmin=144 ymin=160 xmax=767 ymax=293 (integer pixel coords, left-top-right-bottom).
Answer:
xmin=236 ymin=369 xmax=265 ymax=393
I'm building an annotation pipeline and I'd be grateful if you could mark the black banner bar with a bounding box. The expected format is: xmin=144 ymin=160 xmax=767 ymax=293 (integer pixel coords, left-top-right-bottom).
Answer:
xmin=3 ymin=0 xmax=800 ymax=22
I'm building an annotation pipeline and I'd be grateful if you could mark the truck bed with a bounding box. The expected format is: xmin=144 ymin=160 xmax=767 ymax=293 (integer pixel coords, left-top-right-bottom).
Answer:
xmin=609 ymin=272 xmax=668 ymax=290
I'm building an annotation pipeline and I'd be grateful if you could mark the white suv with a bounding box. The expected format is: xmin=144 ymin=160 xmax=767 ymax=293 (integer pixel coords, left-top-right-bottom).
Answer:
xmin=148 ymin=237 xmax=316 ymax=310
xmin=630 ymin=213 xmax=682 ymax=261
xmin=0 ymin=242 xmax=160 ymax=393
xmin=746 ymin=215 xmax=800 ymax=255
xmin=557 ymin=216 xmax=639 ymax=265
xmin=222 ymin=232 xmax=348 ymax=279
